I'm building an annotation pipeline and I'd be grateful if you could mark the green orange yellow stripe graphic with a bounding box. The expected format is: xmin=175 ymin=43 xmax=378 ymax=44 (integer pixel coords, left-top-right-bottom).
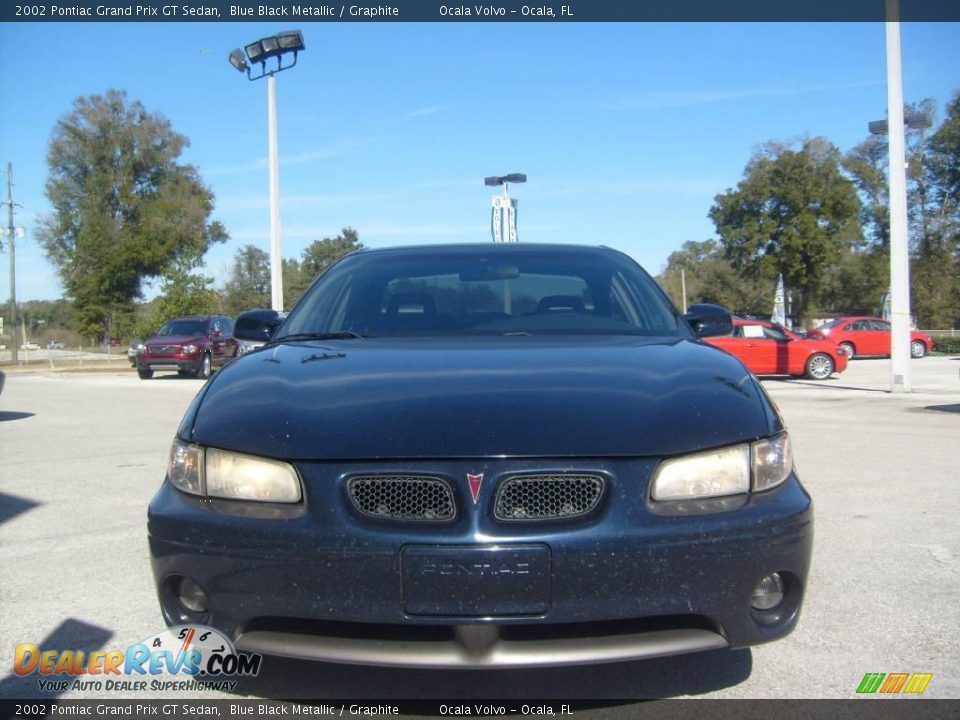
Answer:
xmin=857 ymin=672 xmax=933 ymax=694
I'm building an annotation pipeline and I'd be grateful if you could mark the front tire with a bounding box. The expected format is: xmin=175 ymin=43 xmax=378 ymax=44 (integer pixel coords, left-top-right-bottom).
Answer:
xmin=197 ymin=353 xmax=212 ymax=380
xmin=137 ymin=368 xmax=154 ymax=380
xmin=910 ymin=340 xmax=928 ymax=358
xmin=839 ymin=342 xmax=855 ymax=359
xmin=805 ymin=353 xmax=835 ymax=380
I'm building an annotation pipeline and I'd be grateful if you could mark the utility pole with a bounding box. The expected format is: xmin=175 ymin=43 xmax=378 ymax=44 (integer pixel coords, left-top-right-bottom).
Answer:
xmin=2 ymin=163 xmax=19 ymax=364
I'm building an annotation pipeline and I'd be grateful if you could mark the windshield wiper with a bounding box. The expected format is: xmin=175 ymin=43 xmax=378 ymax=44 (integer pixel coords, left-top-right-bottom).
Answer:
xmin=271 ymin=331 xmax=367 ymax=343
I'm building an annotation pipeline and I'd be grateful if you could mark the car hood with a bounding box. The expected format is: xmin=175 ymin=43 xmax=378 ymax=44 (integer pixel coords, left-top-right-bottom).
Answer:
xmin=145 ymin=334 xmax=206 ymax=346
xmin=188 ymin=337 xmax=777 ymax=460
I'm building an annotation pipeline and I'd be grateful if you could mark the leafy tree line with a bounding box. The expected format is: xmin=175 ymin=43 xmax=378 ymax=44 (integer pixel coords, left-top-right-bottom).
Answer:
xmin=219 ymin=228 xmax=362 ymax=317
xmin=659 ymin=93 xmax=960 ymax=329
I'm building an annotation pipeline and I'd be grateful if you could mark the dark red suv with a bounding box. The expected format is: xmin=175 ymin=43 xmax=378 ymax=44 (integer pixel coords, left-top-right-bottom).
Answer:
xmin=136 ymin=315 xmax=237 ymax=380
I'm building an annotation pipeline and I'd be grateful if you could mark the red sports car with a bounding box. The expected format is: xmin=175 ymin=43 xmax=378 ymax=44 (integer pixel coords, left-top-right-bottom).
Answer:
xmin=806 ymin=316 xmax=933 ymax=359
xmin=706 ymin=318 xmax=848 ymax=380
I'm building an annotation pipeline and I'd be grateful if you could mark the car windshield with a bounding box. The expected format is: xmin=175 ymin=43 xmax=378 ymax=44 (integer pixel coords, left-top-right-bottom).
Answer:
xmin=280 ymin=247 xmax=684 ymax=338
xmin=156 ymin=319 xmax=207 ymax=337
xmin=818 ymin=318 xmax=846 ymax=330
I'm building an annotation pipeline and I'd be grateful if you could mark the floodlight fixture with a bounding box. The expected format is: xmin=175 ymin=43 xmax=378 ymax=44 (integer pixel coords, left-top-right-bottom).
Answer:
xmin=277 ymin=31 xmax=306 ymax=52
xmin=485 ymin=173 xmax=527 ymax=187
xmin=228 ymin=49 xmax=248 ymax=73
xmin=232 ymin=30 xmax=305 ymax=82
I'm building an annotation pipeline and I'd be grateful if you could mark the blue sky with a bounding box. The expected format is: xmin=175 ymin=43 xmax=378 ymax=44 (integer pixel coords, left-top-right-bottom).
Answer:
xmin=1 ymin=21 xmax=958 ymax=302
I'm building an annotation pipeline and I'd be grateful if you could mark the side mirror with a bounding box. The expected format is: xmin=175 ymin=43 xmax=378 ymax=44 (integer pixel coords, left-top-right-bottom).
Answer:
xmin=234 ymin=309 xmax=283 ymax=343
xmin=684 ymin=303 xmax=733 ymax=338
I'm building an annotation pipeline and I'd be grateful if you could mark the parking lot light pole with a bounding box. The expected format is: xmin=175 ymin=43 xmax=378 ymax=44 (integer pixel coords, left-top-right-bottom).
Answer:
xmin=229 ymin=31 xmax=305 ymax=313
xmin=870 ymin=2 xmax=933 ymax=393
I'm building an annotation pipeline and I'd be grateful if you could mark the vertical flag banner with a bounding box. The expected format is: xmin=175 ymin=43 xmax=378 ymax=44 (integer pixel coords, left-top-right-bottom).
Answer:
xmin=772 ymin=274 xmax=787 ymax=326
xmin=491 ymin=196 xmax=519 ymax=243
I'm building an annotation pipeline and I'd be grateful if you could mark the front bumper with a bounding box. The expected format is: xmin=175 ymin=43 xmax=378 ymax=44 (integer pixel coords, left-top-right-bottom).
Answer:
xmin=138 ymin=355 xmax=201 ymax=373
xmin=148 ymin=458 xmax=812 ymax=668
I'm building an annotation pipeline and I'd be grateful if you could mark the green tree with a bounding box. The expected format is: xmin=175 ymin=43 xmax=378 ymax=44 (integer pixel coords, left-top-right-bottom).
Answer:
xmin=657 ymin=239 xmax=766 ymax=313
xmin=286 ymin=227 xmax=363 ymax=304
xmin=222 ymin=244 xmax=271 ymax=315
xmin=140 ymin=269 xmax=219 ymax=338
xmin=36 ymin=90 xmax=226 ymax=341
xmin=920 ymin=93 xmax=960 ymax=328
xmin=843 ymin=95 xmax=960 ymax=327
xmin=709 ymin=138 xmax=861 ymax=325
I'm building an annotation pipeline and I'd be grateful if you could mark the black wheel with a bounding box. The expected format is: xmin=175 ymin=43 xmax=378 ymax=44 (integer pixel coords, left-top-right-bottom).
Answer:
xmin=805 ymin=353 xmax=835 ymax=380
xmin=137 ymin=368 xmax=154 ymax=380
xmin=910 ymin=340 xmax=927 ymax=358
xmin=839 ymin=342 xmax=855 ymax=359
xmin=197 ymin=353 xmax=212 ymax=380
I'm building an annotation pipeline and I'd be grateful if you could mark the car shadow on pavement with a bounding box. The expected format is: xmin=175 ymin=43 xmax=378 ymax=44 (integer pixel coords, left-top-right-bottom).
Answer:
xmin=0 ymin=618 xmax=113 ymax=699
xmin=0 ymin=411 xmax=35 ymax=422
xmin=923 ymin=403 xmax=960 ymax=414
xmin=765 ymin=378 xmax=888 ymax=392
xmin=0 ymin=491 xmax=40 ymax=526
xmin=230 ymin=648 xmax=752 ymax=700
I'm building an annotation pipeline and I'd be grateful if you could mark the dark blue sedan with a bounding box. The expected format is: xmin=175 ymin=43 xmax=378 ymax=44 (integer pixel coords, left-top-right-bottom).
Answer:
xmin=148 ymin=243 xmax=811 ymax=668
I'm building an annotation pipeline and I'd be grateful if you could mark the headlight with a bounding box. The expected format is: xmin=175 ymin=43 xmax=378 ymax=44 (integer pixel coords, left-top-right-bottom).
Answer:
xmin=168 ymin=439 xmax=203 ymax=496
xmin=165 ymin=441 xmax=301 ymax=503
xmin=651 ymin=445 xmax=750 ymax=501
xmin=752 ymin=432 xmax=792 ymax=492
xmin=651 ymin=432 xmax=793 ymax=501
xmin=182 ymin=344 xmax=198 ymax=355
xmin=206 ymin=448 xmax=301 ymax=503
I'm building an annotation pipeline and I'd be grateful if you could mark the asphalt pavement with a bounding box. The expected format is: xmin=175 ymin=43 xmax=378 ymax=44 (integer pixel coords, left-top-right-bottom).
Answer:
xmin=0 ymin=356 xmax=957 ymax=701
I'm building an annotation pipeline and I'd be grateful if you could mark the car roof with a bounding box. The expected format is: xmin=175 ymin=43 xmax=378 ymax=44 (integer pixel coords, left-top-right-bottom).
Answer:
xmin=353 ymin=243 xmax=625 ymax=259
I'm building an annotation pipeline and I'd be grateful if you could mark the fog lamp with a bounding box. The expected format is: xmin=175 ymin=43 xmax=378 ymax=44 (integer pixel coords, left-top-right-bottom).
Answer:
xmin=178 ymin=577 xmax=208 ymax=614
xmin=751 ymin=572 xmax=785 ymax=611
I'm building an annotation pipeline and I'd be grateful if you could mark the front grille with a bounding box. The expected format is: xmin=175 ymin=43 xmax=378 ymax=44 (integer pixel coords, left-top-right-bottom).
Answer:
xmin=149 ymin=345 xmax=178 ymax=354
xmin=494 ymin=474 xmax=605 ymax=521
xmin=347 ymin=475 xmax=456 ymax=522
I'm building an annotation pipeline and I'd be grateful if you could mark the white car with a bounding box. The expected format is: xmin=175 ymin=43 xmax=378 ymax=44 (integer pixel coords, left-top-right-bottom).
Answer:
xmin=21 ymin=342 xmax=40 ymax=351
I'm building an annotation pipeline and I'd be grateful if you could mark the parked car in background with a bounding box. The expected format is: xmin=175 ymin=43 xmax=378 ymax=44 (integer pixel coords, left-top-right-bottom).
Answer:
xmin=20 ymin=342 xmax=40 ymax=351
xmin=705 ymin=317 xmax=847 ymax=380
xmin=806 ymin=316 xmax=933 ymax=359
xmin=128 ymin=340 xmax=144 ymax=367
xmin=136 ymin=315 xmax=237 ymax=380
xmin=149 ymin=244 xmax=812 ymax=670
xmin=47 ymin=339 xmax=66 ymax=350
xmin=233 ymin=309 xmax=287 ymax=355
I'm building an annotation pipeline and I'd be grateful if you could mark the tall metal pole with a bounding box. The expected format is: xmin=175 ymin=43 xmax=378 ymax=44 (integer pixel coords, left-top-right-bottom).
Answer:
xmin=267 ymin=74 xmax=283 ymax=312
xmin=5 ymin=163 xmax=18 ymax=364
xmin=680 ymin=268 xmax=687 ymax=314
xmin=885 ymin=0 xmax=911 ymax=393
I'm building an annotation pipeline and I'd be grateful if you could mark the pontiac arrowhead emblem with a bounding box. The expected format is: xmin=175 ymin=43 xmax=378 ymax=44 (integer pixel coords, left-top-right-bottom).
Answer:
xmin=467 ymin=473 xmax=484 ymax=505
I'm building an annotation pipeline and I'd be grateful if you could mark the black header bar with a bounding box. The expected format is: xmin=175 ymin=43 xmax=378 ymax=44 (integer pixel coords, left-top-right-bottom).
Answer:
xmin=3 ymin=1 xmax=960 ymax=23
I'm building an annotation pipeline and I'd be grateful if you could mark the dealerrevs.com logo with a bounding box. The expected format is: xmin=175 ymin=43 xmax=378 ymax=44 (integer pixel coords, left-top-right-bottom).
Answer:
xmin=14 ymin=625 xmax=261 ymax=693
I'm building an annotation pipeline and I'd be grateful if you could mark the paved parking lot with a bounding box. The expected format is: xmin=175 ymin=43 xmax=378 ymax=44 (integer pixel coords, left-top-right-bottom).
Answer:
xmin=1 ymin=357 xmax=958 ymax=701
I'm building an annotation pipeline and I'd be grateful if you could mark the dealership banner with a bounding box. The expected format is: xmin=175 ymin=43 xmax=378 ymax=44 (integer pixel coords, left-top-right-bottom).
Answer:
xmin=4 ymin=0 xmax=960 ymax=23
xmin=1 ymin=699 xmax=959 ymax=718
